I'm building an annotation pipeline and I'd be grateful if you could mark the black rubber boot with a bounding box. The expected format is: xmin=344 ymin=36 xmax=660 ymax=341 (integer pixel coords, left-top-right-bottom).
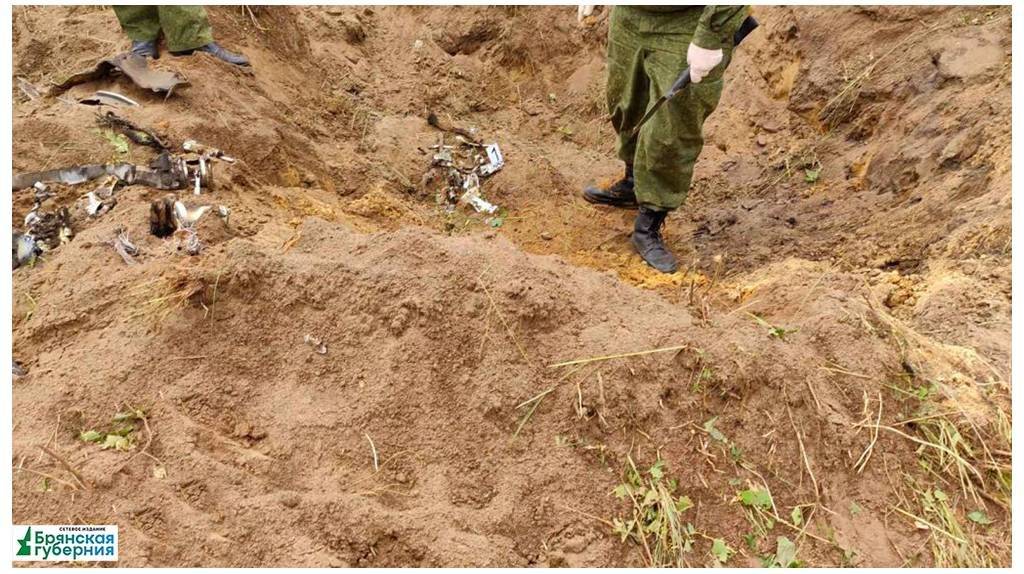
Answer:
xmin=172 ymin=42 xmax=250 ymax=67
xmin=583 ymin=164 xmax=637 ymax=208
xmin=130 ymin=40 xmax=158 ymax=59
xmin=631 ymin=206 xmax=678 ymax=273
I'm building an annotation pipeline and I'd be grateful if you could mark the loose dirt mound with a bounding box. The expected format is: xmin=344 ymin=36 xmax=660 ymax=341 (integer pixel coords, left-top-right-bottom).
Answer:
xmin=11 ymin=6 xmax=1010 ymax=567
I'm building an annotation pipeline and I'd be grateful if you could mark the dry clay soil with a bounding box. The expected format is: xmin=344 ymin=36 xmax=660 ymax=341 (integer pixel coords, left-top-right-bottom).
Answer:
xmin=10 ymin=6 xmax=1012 ymax=567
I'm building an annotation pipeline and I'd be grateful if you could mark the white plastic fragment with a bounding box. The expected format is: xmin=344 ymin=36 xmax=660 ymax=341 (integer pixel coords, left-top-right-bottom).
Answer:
xmin=304 ymin=334 xmax=328 ymax=355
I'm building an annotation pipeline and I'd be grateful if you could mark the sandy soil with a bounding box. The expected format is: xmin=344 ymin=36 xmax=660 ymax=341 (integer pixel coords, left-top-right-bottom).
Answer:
xmin=11 ymin=5 xmax=1011 ymax=567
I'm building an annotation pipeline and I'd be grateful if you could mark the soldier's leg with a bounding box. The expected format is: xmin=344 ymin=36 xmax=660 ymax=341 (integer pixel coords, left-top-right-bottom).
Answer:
xmin=156 ymin=5 xmax=214 ymax=53
xmin=160 ymin=6 xmax=249 ymax=66
xmin=113 ymin=6 xmax=161 ymax=43
xmin=629 ymin=25 xmax=732 ymax=273
xmin=583 ymin=7 xmax=647 ymax=208
xmin=633 ymin=40 xmax=731 ymax=211
xmin=606 ymin=8 xmax=649 ymax=168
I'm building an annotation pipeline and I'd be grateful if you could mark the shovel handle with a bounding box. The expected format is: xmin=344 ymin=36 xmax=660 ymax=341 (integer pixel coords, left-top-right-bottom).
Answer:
xmin=665 ymin=15 xmax=759 ymax=99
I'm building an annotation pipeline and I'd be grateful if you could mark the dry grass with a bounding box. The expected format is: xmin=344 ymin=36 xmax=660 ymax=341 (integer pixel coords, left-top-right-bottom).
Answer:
xmin=894 ymin=479 xmax=1006 ymax=567
xmin=128 ymin=274 xmax=207 ymax=323
xmin=865 ymin=287 xmax=1012 ymax=566
xmin=818 ymin=13 xmax=1008 ymax=129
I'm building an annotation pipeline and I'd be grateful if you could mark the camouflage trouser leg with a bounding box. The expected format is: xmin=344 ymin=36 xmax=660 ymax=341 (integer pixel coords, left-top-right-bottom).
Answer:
xmin=113 ymin=5 xmax=214 ymax=52
xmin=606 ymin=7 xmax=732 ymax=211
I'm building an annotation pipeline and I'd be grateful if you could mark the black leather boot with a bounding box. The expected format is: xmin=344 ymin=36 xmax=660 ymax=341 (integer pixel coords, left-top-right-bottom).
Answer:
xmin=130 ymin=40 xmax=158 ymax=59
xmin=172 ymin=42 xmax=250 ymax=66
xmin=583 ymin=164 xmax=637 ymax=208
xmin=631 ymin=206 xmax=678 ymax=273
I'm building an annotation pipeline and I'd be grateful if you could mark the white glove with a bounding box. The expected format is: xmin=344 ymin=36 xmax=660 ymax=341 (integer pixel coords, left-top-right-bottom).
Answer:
xmin=686 ymin=43 xmax=724 ymax=84
xmin=577 ymin=5 xmax=595 ymax=24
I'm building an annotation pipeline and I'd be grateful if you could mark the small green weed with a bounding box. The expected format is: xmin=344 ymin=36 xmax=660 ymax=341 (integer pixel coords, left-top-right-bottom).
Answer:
xmin=611 ymin=457 xmax=696 ymax=567
xmin=710 ymin=537 xmax=735 ymax=565
xmin=735 ymin=485 xmax=776 ymax=539
xmin=747 ymin=312 xmax=798 ymax=340
xmin=760 ymin=536 xmax=803 ymax=567
xmin=79 ymin=407 xmax=146 ymax=451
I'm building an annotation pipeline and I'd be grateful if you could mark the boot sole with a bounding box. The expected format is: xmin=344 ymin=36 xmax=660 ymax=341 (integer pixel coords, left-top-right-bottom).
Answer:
xmin=169 ymin=50 xmax=250 ymax=66
xmin=582 ymin=192 xmax=638 ymax=209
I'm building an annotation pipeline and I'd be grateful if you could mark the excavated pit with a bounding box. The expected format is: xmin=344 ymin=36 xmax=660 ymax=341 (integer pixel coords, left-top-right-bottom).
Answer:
xmin=11 ymin=6 xmax=1011 ymax=567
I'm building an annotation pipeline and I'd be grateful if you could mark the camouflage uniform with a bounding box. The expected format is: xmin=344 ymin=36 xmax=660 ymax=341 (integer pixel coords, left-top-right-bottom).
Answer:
xmin=113 ymin=5 xmax=214 ymax=53
xmin=607 ymin=6 xmax=748 ymax=211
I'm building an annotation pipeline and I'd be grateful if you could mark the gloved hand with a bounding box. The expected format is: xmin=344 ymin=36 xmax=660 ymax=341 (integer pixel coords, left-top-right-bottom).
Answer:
xmin=686 ymin=43 xmax=724 ymax=83
xmin=577 ymin=5 xmax=595 ymax=24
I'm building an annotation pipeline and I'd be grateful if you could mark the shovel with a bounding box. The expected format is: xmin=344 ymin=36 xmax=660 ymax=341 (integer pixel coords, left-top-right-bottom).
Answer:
xmin=631 ymin=16 xmax=759 ymax=138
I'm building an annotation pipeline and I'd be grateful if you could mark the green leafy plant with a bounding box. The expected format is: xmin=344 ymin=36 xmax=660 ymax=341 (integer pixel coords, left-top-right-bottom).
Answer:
xmin=738 ymin=487 xmax=773 ymax=510
xmin=703 ymin=417 xmax=728 ymax=443
xmin=735 ymin=485 xmax=776 ymax=540
xmin=78 ymin=407 xmax=146 ymax=452
xmin=611 ymin=457 xmax=696 ymax=567
xmin=761 ymin=536 xmax=803 ymax=567
xmin=791 ymin=506 xmax=804 ymax=527
xmin=747 ymin=312 xmax=798 ymax=340
xmin=703 ymin=417 xmax=747 ymax=466
xmin=710 ymin=538 xmax=735 ymax=564
xmin=967 ymin=510 xmax=992 ymax=525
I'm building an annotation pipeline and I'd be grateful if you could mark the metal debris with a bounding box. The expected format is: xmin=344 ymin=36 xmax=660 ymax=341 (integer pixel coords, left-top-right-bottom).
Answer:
xmin=183 ymin=231 xmax=202 ymax=256
xmin=23 ymin=207 xmax=73 ymax=253
xmin=81 ymin=181 xmax=118 ymax=217
xmin=217 ymin=205 xmax=231 ymax=226
xmin=428 ymin=130 xmax=505 ymax=214
xmin=92 ymin=176 xmax=120 ymax=200
xmin=427 ymin=111 xmax=481 ymax=144
xmin=79 ymin=90 xmax=140 ymax=108
xmin=304 ymin=334 xmax=328 ymax=355
xmin=150 ymin=196 xmax=177 ymax=238
xmin=51 ymin=53 xmax=189 ymax=96
xmin=172 ymin=201 xmax=212 ymax=256
xmin=14 ymin=163 xmax=180 ymax=191
xmin=14 ymin=165 xmax=115 ymax=190
xmin=16 ymin=77 xmax=40 ymax=100
xmin=84 ymin=192 xmax=104 ymax=216
xmin=12 ymin=233 xmax=39 ymax=270
xmin=96 ymin=111 xmax=168 ymax=150
xmin=111 ymin=227 xmax=139 ymax=265
xmin=173 ymin=202 xmax=212 ymax=229
xmin=32 ymin=182 xmax=54 ymax=204
xmin=13 ymin=362 xmax=27 ymax=378
xmin=460 ymin=173 xmax=498 ymax=214
xmin=13 ymin=143 xmax=223 ymax=192
xmin=183 ymin=140 xmax=236 ymax=163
